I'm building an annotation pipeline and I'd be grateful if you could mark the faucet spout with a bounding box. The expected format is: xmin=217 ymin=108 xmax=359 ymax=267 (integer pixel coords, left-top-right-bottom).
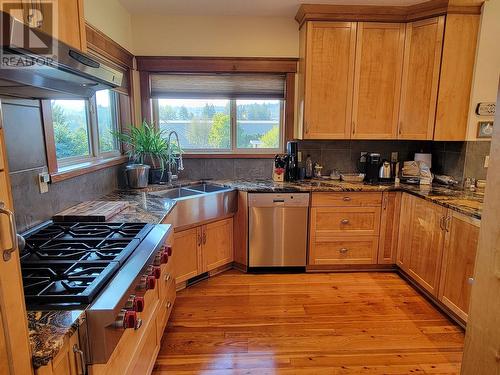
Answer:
xmin=167 ymin=131 xmax=184 ymax=172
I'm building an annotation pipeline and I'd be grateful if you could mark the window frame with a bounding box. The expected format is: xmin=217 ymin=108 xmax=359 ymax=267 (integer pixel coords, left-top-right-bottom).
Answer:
xmin=152 ymin=98 xmax=285 ymax=155
xmin=42 ymin=89 xmax=126 ymax=182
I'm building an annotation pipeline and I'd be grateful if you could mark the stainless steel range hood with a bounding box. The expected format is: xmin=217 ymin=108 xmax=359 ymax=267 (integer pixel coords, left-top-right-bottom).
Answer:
xmin=0 ymin=11 xmax=123 ymax=99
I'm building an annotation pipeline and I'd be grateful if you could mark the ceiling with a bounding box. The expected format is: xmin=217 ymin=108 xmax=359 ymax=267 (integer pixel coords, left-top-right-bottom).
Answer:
xmin=119 ymin=0 xmax=425 ymax=17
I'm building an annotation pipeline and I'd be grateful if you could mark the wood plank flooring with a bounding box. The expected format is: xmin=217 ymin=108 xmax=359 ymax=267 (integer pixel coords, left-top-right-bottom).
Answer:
xmin=153 ymin=271 xmax=464 ymax=374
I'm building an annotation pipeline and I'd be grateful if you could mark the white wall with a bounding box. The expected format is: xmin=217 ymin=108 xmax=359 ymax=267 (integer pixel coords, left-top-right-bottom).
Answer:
xmin=84 ymin=0 xmax=133 ymax=52
xmin=131 ymin=15 xmax=299 ymax=57
xmin=467 ymin=0 xmax=500 ymax=140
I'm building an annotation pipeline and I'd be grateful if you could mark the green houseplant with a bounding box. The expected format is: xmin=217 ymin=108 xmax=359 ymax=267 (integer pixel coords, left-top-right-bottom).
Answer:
xmin=113 ymin=121 xmax=179 ymax=184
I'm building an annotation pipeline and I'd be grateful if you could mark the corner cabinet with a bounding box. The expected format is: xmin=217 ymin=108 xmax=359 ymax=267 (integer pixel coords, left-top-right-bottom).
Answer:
xmin=398 ymin=17 xmax=444 ymax=140
xmin=298 ymin=21 xmax=356 ymax=139
xmin=172 ymin=218 xmax=233 ymax=286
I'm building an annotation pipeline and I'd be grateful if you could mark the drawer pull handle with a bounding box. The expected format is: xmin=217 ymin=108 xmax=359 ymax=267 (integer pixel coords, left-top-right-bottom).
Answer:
xmin=339 ymin=248 xmax=349 ymax=254
xmin=72 ymin=345 xmax=87 ymax=375
xmin=343 ymin=197 xmax=351 ymax=202
xmin=341 ymin=219 xmax=349 ymax=225
xmin=165 ymin=274 xmax=171 ymax=282
xmin=468 ymin=277 xmax=474 ymax=285
xmin=134 ymin=318 xmax=143 ymax=330
xmin=166 ymin=301 xmax=172 ymax=309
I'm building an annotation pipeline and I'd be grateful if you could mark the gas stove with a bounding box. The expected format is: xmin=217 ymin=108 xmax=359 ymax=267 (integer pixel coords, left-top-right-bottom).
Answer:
xmin=20 ymin=221 xmax=173 ymax=365
xmin=21 ymin=222 xmax=153 ymax=309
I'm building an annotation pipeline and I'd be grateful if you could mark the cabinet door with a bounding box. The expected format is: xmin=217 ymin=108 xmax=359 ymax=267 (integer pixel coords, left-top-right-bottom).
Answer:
xmin=399 ymin=17 xmax=444 ymax=140
xmin=173 ymin=227 xmax=201 ymax=284
xmin=378 ymin=192 xmax=401 ymax=264
xmin=351 ymin=22 xmax=405 ymax=139
xmin=57 ymin=0 xmax=87 ymax=51
xmin=303 ymin=21 xmax=356 ymax=139
xmin=202 ymin=218 xmax=233 ymax=273
xmin=406 ymin=197 xmax=447 ymax=296
xmin=396 ymin=193 xmax=413 ymax=270
xmin=438 ymin=212 xmax=479 ymax=321
xmin=0 ymin=128 xmax=32 ymax=375
xmin=434 ymin=14 xmax=480 ymax=141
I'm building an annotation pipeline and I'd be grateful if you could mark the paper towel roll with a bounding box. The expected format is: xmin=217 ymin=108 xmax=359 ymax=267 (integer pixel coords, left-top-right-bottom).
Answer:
xmin=414 ymin=153 xmax=432 ymax=169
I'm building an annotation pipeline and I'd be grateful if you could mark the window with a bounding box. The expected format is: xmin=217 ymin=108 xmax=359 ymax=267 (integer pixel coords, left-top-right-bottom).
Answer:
xmin=45 ymin=89 xmax=122 ymax=176
xmin=151 ymin=73 xmax=285 ymax=154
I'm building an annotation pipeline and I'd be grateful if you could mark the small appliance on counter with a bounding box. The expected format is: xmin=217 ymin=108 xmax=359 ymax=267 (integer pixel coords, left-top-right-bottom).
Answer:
xmin=378 ymin=160 xmax=393 ymax=182
xmin=273 ymin=154 xmax=288 ymax=182
xmin=358 ymin=152 xmax=381 ymax=183
xmin=286 ymin=141 xmax=299 ymax=181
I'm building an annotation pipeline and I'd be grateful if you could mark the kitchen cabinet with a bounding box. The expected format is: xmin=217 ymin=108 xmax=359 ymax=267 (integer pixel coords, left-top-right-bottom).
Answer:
xmin=396 ymin=192 xmax=413 ymax=270
xmin=378 ymin=192 xmax=401 ymax=264
xmin=36 ymin=331 xmax=82 ymax=375
xmin=404 ymin=195 xmax=447 ymax=296
xmin=0 ymin=126 xmax=32 ymax=375
xmin=173 ymin=218 xmax=234 ymax=285
xmin=5 ymin=0 xmax=87 ymax=51
xmin=438 ymin=211 xmax=480 ymax=321
xmin=298 ymin=21 xmax=356 ymax=139
xmin=398 ymin=17 xmax=444 ymax=140
xmin=309 ymin=192 xmax=382 ymax=266
xmin=173 ymin=227 xmax=201 ymax=284
xmin=434 ymin=14 xmax=480 ymax=141
xmin=351 ymin=22 xmax=405 ymax=139
xmin=201 ymin=218 xmax=233 ymax=273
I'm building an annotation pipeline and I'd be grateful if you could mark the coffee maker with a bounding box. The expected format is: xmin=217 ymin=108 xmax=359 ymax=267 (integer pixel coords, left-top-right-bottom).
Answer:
xmin=359 ymin=152 xmax=381 ymax=183
xmin=286 ymin=141 xmax=298 ymax=181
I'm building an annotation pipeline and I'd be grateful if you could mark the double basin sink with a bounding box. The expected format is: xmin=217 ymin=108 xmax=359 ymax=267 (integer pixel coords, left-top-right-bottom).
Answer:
xmin=151 ymin=183 xmax=237 ymax=228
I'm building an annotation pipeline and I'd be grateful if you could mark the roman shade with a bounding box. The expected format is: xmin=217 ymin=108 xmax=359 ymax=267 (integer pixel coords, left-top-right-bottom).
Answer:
xmin=150 ymin=73 xmax=286 ymax=99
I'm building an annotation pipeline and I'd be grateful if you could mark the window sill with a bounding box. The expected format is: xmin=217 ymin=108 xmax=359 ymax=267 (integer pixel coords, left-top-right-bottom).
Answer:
xmin=50 ymin=155 xmax=128 ymax=183
xmin=182 ymin=153 xmax=276 ymax=159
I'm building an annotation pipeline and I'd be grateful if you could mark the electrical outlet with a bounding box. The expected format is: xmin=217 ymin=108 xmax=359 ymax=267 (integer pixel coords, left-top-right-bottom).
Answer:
xmin=391 ymin=152 xmax=399 ymax=162
xmin=38 ymin=172 xmax=50 ymax=194
xmin=360 ymin=152 xmax=367 ymax=163
xmin=484 ymin=155 xmax=489 ymax=168
xmin=297 ymin=151 xmax=302 ymax=163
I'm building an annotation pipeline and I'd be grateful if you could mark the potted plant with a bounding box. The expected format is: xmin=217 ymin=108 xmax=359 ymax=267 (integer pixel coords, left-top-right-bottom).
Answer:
xmin=114 ymin=121 xmax=178 ymax=184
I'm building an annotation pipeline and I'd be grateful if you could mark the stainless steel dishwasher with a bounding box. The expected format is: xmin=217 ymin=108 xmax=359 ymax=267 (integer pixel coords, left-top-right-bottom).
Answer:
xmin=248 ymin=193 xmax=309 ymax=267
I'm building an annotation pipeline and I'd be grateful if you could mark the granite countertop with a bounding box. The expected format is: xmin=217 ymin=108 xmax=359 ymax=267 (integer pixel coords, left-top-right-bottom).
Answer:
xmin=28 ymin=178 xmax=482 ymax=368
xmin=28 ymin=310 xmax=85 ymax=368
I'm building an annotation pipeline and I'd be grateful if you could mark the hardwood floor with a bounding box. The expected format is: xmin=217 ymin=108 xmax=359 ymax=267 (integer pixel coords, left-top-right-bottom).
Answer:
xmin=153 ymin=271 xmax=464 ymax=374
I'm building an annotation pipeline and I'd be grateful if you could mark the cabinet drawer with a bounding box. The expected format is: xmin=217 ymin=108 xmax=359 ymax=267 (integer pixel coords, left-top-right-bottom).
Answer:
xmin=309 ymin=237 xmax=379 ymax=265
xmin=157 ymin=275 xmax=176 ymax=339
xmin=127 ymin=318 xmax=158 ymax=375
xmin=312 ymin=192 xmax=382 ymax=207
xmin=311 ymin=207 xmax=381 ymax=236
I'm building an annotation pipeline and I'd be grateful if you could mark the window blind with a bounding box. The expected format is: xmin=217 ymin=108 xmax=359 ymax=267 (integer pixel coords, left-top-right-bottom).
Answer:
xmin=150 ymin=73 xmax=286 ymax=99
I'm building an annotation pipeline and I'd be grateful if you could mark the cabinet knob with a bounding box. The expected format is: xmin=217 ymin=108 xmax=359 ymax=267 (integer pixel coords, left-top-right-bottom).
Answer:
xmin=339 ymin=248 xmax=349 ymax=254
xmin=343 ymin=197 xmax=351 ymax=202
xmin=468 ymin=277 xmax=475 ymax=285
xmin=166 ymin=301 xmax=172 ymax=309
xmin=341 ymin=219 xmax=349 ymax=225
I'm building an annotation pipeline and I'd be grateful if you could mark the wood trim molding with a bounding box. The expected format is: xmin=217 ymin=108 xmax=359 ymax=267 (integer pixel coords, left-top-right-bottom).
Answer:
xmin=285 ymin=72 xmax=296 ymax=142
xmin=85 ymin=22 xmax=134 ymax=69
xmin=50 ymin=156 xmax=128 ymax=183
xmin=182 ymin=154 xmax=275 ymax=159
xmin=139 ymin=71 xmax=152 ymax=123
xmin=136 ymin=56 xmax=298 ymax=73
xmin=295 ymin=0 xmax=482 ymax=26
xmin=41 ymin=100 xmax=58 ymax=175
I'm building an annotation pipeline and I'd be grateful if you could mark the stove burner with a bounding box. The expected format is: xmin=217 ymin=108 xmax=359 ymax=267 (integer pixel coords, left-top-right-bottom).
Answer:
xmin=20 ymin=222 xmax=152 ymax=308
xmin=22 ymin=261 xmax=120 ymax=304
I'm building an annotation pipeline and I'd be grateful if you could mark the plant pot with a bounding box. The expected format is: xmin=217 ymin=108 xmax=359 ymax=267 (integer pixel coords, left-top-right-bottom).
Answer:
xmin=149 ymin=168 xmax=169 ymax=184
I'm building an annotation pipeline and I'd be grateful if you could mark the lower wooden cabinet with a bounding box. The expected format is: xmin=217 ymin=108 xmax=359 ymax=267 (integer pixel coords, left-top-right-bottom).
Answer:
xmin=405 ymin=195 xmax=447 ymax=296
xmin=378 ymin=192 xmax=401 ymax=264
xmin=173 ymin=218 xmax=234 ymax=284
xmin=438 ymin=211 xmax=480 ymax=321
xmin=397 ymin=193 xmax=480 ymax=321
xmin=36 ymin=331 xmax=82 ymax=375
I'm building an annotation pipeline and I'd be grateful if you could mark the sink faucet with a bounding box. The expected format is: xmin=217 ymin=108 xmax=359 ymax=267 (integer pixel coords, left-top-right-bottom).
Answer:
xmin=167 ymin=131 xmax=184 ymax=181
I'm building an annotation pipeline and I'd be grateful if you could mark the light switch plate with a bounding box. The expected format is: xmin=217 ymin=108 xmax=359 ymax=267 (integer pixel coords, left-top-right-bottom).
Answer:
xmin=484 ymin=155 xmax=489 ymax=168
xmin=38 ymin=172 xmax=49 ymax=194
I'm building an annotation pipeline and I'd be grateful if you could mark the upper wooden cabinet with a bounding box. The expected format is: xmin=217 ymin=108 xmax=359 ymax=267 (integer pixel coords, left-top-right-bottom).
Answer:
xmin=352 ymin=23 xmax=405 ymax=139
xmin=296 ymin=7 xmax=481 ymax=141
xmin=4 ymin=0 xmax=87 ymax=51
xmin=434 ymin=14 xmax=480 ymax=141
xmin=299 ymin=21 xmax=356 ymax=139
xmin=398 ymin=17 xmax=444 ymax=140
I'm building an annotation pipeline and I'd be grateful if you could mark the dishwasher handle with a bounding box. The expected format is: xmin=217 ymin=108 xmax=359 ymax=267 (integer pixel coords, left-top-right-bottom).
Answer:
xmin=248 ymin=193 xmax=310 ymax=208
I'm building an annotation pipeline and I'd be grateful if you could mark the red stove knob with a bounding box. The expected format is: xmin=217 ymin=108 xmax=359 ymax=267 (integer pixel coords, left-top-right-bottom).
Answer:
xmin=160 ymin=251 xmax=169 ymax=264
xmin=151 ymin=266 xmax=161 ymax=279
xmin=123 ymin=310 xmax=137 ymax=329
xmin=133 ymin=296 xmax=145 ymax=312
xmin=146 ymin=275 xmax=156 ymax=290
xmin=164 ymin=245 xmax=173 ymax=256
